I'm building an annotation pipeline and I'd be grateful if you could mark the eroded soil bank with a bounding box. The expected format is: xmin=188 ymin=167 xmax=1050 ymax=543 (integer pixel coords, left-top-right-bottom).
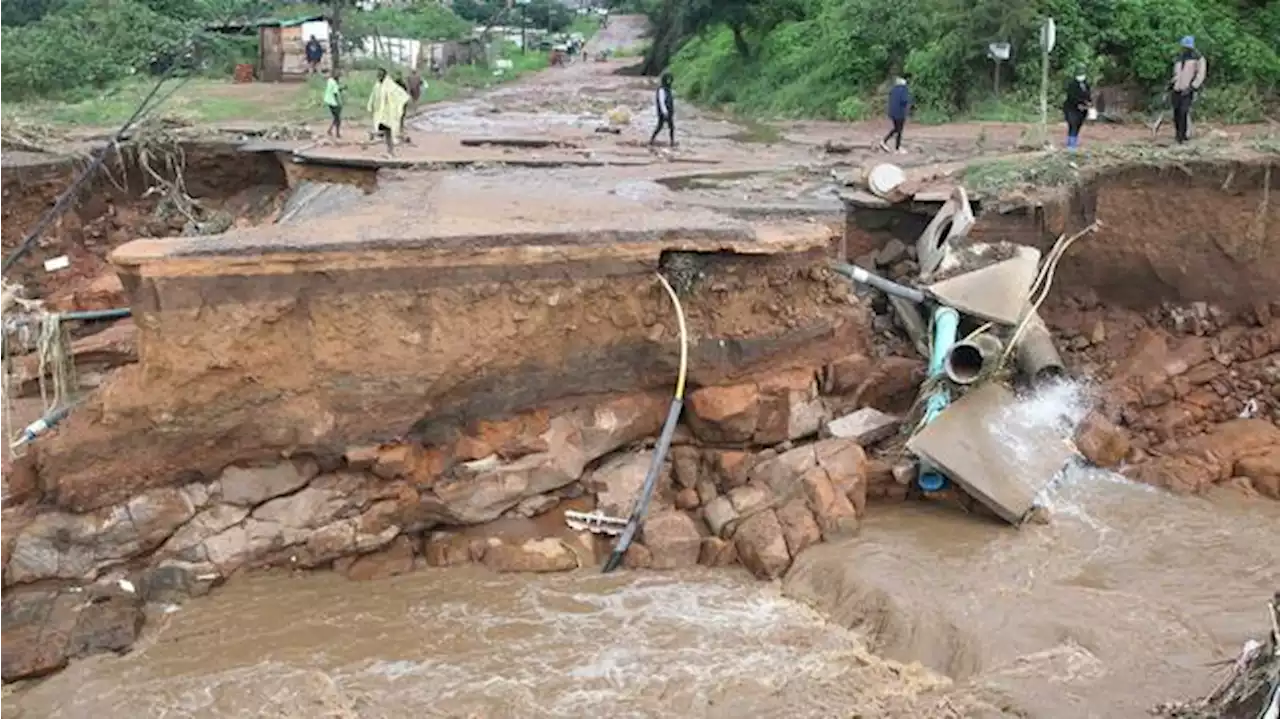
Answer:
xmin=2 ymin=61 xmax=1277 ymax=716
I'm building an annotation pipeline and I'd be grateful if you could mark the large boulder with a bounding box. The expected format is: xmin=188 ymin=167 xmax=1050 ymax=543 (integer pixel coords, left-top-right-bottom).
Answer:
xmin=641 ymin=510 xmax=702 ymax=569
xmin=1075 ymin=412 xmax=1130 ymax=468
xmin=584 ymin=451 xmax=668 ymax=517
xmin=431 ymin=396 xmax=665 ymax=526
xmin=482 ymin=538 xmax=578 ymax=573
xmin=6 ymin=487 xmax=198 ymax=585
xmin=733 ymin=510 xmax=791 ymax=579
xmin=2 ymin=582 xmax=144 ymax=681
xmin=218 ymin=459 xmax=319 ymax=507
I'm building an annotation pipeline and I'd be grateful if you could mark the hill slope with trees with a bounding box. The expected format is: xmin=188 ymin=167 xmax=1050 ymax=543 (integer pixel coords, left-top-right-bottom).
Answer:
xmin=634 ymin=0 xmax=1280 ymax=122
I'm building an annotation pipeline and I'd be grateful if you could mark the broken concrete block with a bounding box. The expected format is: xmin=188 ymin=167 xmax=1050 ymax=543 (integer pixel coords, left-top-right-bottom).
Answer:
xmin=906 ymin=383 xmax=1074 ymax=524
xmin=825 ymin=407 xmax=901 ymax=445
xmin=926 ymin=246 xmax=1041 ymax=326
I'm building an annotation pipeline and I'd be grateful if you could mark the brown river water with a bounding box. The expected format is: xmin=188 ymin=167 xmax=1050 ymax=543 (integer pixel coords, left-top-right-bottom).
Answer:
xmin=8 ymin=382 xmax=1280 ymax=719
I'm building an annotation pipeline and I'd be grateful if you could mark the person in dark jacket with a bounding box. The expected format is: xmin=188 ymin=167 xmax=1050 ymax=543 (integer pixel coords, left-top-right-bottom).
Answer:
xmin=649 ymin=73 xmax=676 ymax=147
xmin=304 ymin=36 xmax=324 ymax=75
xmin=1062 ymin=67 xmax=1092 ymax=149
xmin=1170 ymin=36 xmax=1207 ymax=143
xmin=880 ymin=76 xmax=911 ymax=154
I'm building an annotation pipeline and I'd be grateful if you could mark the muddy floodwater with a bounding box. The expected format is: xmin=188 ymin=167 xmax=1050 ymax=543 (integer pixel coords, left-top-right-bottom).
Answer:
xmin=8 ymin=383 xmax=1280 ymax=719
xmin=7 ymin=568 xmax=953 ymax=719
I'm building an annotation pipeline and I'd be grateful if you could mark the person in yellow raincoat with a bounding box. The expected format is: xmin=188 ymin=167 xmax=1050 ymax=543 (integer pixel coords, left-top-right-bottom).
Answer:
xmin=367 ymin=68 xmax=410 ymax=156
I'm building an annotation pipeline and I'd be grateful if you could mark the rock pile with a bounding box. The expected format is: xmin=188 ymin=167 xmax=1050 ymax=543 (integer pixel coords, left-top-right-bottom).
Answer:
xmin=1 ymin=355 xmax=909 ymax=681
xmin=1051 ymin=299 xmax=1280 ymax=498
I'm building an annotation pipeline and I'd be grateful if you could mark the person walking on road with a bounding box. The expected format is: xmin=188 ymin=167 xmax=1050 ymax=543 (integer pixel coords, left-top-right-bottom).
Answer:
xmin=367 ymin=68 xmax=411 ymax=157
xmin=650 ymin=73 xmax=676 ymax=147
xmin=880 ymin=76 xmax=911 ymax=154
xmin=1062 ymin=67 xmax=1092 ymax=150
xmin=323 ymin=69 xmax=344 ymax=138
xmin=1170 ymin=36 xmax=1207 ymax=143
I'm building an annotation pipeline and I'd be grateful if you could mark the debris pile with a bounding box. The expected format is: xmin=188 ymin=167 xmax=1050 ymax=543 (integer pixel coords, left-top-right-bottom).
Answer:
xmin=1156 ymin=593 xmax=1280 ymax=719
xmin=832 ymin=166 xmax=1098 ymax=524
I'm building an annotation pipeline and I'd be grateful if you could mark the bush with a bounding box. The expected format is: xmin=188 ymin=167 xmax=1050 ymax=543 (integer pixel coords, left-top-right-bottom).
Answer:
xmin=663 ymin=0 xmax=1280 ymax=122
xmin=1 ymin=0 xmax=187 ymax=100
xmin=345 ymin=3 xmax=472 ymax=43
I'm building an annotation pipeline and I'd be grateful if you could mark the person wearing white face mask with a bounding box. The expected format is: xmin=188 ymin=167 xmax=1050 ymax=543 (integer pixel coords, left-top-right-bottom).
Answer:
xmin=1062 ymin=66 xmax=1093 ymax=150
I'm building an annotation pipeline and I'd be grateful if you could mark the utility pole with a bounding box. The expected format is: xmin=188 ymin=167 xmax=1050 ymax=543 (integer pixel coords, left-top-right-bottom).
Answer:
xmin=1039 ymin=18 xmax=1055 ymax=147
xmin=517 ymin=0 xmax=530 ymax=54
xmin=330 ymin=0 xmax=344 ymax=71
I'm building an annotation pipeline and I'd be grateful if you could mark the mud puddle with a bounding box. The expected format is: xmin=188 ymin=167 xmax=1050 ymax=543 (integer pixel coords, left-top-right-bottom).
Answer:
xmin=657 ymin=168 xmax=844 ymax=208
xmin=6 ymin=568 xmax=955 ymax=719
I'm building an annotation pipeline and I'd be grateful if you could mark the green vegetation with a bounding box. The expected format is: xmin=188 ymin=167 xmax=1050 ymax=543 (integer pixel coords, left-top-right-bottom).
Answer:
xmin=451 ymin=0 xmax=574 ymax=33
xmin=647 ymin=0 xmax=1280 ymax=123
xmin=0 ymin=0 xmax=573 ymax=132
xmin=4 ymin=42 xmax=548 ymax=129
xmin=960 ymin=137 xmax=1277 ymax=196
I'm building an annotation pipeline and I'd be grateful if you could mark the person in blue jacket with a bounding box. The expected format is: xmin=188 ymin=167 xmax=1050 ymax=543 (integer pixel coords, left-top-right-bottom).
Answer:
xmin=880 ymin=75 xmax=911 ymax=154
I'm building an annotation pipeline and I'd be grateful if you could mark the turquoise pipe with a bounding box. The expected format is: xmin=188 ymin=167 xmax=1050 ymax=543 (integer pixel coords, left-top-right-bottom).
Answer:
xmin=918 ymin=306 xmax=958 ymax=492
xmin=56 ymin=308 xmax=131 ymax=322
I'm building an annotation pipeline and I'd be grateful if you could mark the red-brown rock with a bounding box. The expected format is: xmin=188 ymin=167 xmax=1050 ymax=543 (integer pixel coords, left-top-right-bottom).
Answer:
xmin=698 ymin=536 xmax=737 ymax=567
xmin=674 ymin=487 xmax=700 ymax=510
xmin=482 ymin=537 xmax=578 ymax=573
xmin=823 ymin=353 xmax=874 ymax=394
xmin=687 ymin=383 xmax=760 ymax=442
xmin=423 ymin=531 xmax=480 ymax=567
xmin=342 ymin=535 xmax=416 ymax=580
xmin=1235 ymin=448 xmax=1280 ymax=500
xmin=1126 ymin=455 xmax=1221 ymax=494
xmin=641 ymin=510 xmax=702 ymax=569
xmin=733 ymin=510 xmax=791 ymax=579
xmin=775 ymin=499 xmax=822 ymax=557
xmin=46 ymin=269 xmax=127 ymax=313
xmin=852 ymin=357 xmax=926 ymax=413
xmin=1075 ymin=412 xmax=1131 ymax=469
xmin=704 ymin=450 xmax=752 ymax=490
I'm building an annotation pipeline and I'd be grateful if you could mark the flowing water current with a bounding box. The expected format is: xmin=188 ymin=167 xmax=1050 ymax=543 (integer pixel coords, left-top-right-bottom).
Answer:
xmin=9 ymin=381 xmax=1280 ymax=718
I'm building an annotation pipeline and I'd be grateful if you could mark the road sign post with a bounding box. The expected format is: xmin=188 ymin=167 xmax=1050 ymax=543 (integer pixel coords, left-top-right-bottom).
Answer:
xmin=1039 ymin=18 xmax=1056 ymax=147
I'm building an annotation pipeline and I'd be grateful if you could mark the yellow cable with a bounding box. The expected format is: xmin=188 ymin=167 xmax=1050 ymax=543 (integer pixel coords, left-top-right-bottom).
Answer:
xmin=655 ymin=272 xmax=689 ymax=400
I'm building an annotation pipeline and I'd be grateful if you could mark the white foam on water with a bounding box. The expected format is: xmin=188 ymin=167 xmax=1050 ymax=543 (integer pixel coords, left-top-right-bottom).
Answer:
xmin=331 ymin=571 xmax=926 ymax=718
xmin=983 ymin=378 xmax=1156 ymax=542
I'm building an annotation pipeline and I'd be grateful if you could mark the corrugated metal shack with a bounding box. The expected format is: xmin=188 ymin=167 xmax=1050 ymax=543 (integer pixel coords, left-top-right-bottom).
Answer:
xmin=207 ymin=14 xmax=332 ymax=82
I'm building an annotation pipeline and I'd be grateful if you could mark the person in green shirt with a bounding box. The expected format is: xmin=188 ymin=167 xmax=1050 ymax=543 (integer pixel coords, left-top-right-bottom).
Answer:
xmin=323 ymin=69 xmax=344 ymax=138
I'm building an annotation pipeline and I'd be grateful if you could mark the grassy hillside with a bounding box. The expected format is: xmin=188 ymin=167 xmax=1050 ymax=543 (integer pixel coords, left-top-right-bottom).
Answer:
xmin=655 ymin=0 xmax=1280 ymax=123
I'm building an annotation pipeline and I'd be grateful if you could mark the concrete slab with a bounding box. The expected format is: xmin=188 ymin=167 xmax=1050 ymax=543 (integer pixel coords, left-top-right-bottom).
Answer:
xmin=459 ymin=137 xmax=581 ymax=149
xmin=824 ymin=407 xmax=901 ymax=445
xmin=838 ymin=189 xmax=893 ymax=210
xmin=926 ymin=247 xmax=1041 ymax=326
xmin=906 ymin=382 xmax=1074 ymax=524
xmin=293 ymin=148 xmax=651 ymax=170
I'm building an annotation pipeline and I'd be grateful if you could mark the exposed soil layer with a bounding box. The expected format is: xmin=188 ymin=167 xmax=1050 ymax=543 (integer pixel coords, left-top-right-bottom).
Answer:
xmin=1 ymin=143 xmax=293 ymax=299
xmin=980 ymin=158 xmax=1279 ymax=311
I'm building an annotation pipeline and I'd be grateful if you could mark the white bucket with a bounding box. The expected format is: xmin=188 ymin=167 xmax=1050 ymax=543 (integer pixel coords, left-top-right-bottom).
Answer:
xmin=868 ymin=163 xmax=906 ymax=198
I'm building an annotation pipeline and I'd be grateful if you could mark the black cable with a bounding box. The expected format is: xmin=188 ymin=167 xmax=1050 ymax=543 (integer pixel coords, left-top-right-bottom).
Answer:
xmin=2 ymin=8 xmax=271 ymax=277
xmin=2 ymin=68 xmax=175 ymax=276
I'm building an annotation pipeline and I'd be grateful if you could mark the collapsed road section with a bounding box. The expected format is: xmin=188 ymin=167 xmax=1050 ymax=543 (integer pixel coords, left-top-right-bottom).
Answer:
xmin=2 ymin=167 xmax=884 ymax=680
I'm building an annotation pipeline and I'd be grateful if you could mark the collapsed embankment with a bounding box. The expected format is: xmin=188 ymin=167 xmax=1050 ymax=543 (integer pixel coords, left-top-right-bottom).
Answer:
xmin=1 ymin=143 xmax=292 ymax=301
xmin=851 ymin=156 xmax=1280 ymax=497
xmin=3 ymin=152 xmax=1277 ymax=695
xmin=2 ymin=204 xmax=910 ymax=680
